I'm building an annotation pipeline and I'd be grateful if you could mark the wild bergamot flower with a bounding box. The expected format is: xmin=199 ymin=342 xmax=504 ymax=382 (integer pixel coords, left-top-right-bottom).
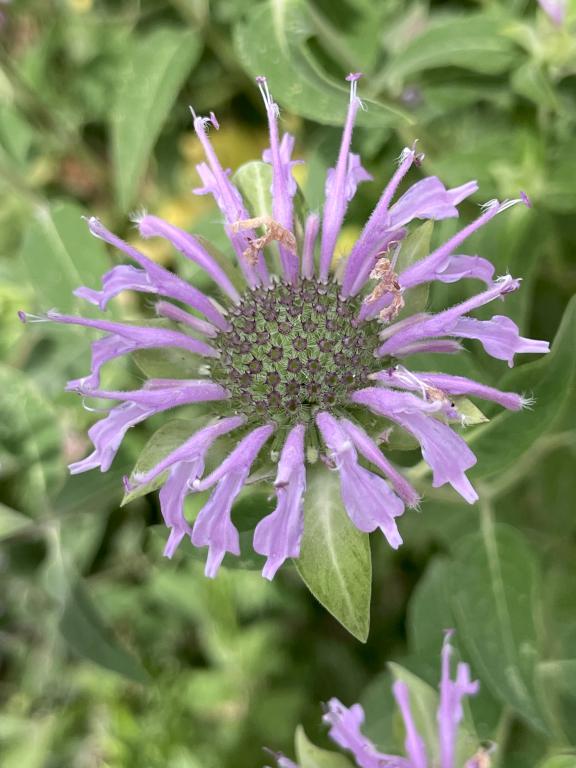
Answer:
xmin=24 ymin=75 xmax=548 ymax=579
xmin=267 ymin=633 xmax=491 ymax=768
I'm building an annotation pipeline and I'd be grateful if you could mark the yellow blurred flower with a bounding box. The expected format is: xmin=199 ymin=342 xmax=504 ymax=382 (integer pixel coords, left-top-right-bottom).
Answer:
xmin=180 ymin=123 xmax=269 ymax=172
xmin=156 ymin=196 xmax=212 ymax=230
xmin=332 ymin=224 xmax=361 ymax=265
xmin=68 ymin=0 xmax=92 ymax=12
xmin=291 ymin=162 xmax=308 ymax=190
xmin=127 ymin=236 xmax=172 ymax=266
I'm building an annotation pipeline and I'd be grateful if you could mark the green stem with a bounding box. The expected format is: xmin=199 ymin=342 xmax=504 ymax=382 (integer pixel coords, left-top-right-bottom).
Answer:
xmin=493 ymin=707 xmax=513 ymax=767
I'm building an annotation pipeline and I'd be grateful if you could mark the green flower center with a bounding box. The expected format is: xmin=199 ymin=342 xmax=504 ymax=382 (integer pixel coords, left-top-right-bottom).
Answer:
xmin=211 ymin=278 xmax=381 ymax=424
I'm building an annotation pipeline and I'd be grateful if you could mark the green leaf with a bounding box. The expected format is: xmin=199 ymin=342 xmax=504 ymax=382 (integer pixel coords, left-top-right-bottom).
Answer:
xmin=396 ymin=220 xmax=433 ymax=319
xmin=46 ymin=532 xmax=149 ymax=684
xmin=451 ymin=520 xmax=546 ymax=730
xmin=511 ymin=61 xmax=559 ymax=111
xmin=0 ymin=503 xmax=32 ymax=541
xmin=122 ymin=418 xmax=210 ymax=505
xmin=0 ymin=716 xmax=57 ymax=768
xmin=19 ymin=201 xmax=110 ymax=314
xmin=234 ymin=0 xmax=410 ymax=128
xmin=358 ymin=668 xmax=396 ymax=749
xmin=112 ymin=27 xmax=202 ymax=211
xmin=396 ymin=221 xmax=434 ymax=274
xmin=132 ymin=347 xmax=205 ymax=380
xmin=0 ymin=364 xmax=64 ymax=512
xmin=407 ymin=558 xmax=453 ymax=657
xmin=467 ymin=295 xmax=576 ymax=480
xmin=0 ymin=105 xmax=36 ymax=165
xmin=384 ymin=13 xmax=520 ymax=89
xmin=546 ymin=139 xmax=576 ymax=213
xmin=454 ymin=397 xmax=489 ymax=426
xmin=295 ymin=725 xmax=354 ymax=768
xmin=537 ymin=757 xmax=576 ymax=768
xmin=60 ymin=579 xmax=149 ymax=684
xmin=294 ymin=468 xmax=371 ymax=642
xmin=233 ymin=160 xmax=273 ymax=219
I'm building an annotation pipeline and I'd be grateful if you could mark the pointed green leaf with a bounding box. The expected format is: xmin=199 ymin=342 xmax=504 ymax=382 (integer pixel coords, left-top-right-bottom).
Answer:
xmin=234 ymin=0 xmax=410 ymax=128
xmin=384 ymin=14 xmax=519 ymax=88
xmin=233 ymin=160 xmax=273 ymax=219
xmin=511 ymin=62 xmax=559 ymax=111
xmin=59 ymin=579 xmax=149 ymax=684
xmin=122 ymin=417 xmax=210 ymax=505
xmin=19 ymin=202 xmax=110 ymax=314
xmin=0 ymin=364 xmax=64 ymax=512
xmin=0 ymin=503 xmax=32 ymax=541
xmin=454 ymin=397 xmax=489 ymax=426
xmin=294 ymin=469 xmax=371 ymax=642
xmin=112 ymin=27 xmax=202 ymax=211
xmin=295 ymin=725 xmax=354 ymax=768
xmin=132 ymin=347 xmax=204 ymax=380
xmin=395 ymin=221 xmax=434 ymax=273
xmin=451 ymin=521 xmax=546 ymax=730
xmin=46 ymin=533 xmax=149 ymax=684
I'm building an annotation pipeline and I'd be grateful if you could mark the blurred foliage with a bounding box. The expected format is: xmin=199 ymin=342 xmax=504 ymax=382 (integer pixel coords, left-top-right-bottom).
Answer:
xmin=1 ymin=0 xmax=576 ymax=766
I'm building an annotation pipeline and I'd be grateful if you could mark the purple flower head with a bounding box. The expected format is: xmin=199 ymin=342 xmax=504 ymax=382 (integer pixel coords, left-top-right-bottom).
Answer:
xmin=269 ymin=634 xmax=483 ymax=768
xmin=27 ymin=76 xmax=548 ymax=579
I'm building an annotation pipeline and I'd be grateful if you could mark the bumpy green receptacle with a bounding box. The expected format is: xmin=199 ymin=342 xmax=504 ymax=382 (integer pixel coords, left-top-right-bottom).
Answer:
xmin=211 ymin=279 xmax=381 ymax=425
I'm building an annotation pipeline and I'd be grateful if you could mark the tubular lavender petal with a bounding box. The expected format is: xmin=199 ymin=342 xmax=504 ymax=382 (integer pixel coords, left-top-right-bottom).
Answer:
xmin=192 ymin=112 xmax=269 ymax=287
xmin=319 ymin=74 xmax=369 ymax=281
xmin=137 ymin=214 xmax=241 ymax=302
xmin=257 ymin=76 xmax=299 ymax=283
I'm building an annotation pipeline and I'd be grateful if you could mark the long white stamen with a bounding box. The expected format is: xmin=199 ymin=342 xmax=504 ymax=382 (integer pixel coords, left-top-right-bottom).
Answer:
xmin=18 ymin=310 xmax=49 ymax=323
xmin=256 ymin=75 xmax=279 ymax=118
xmin=479 ymin=197 xmax=529 ymax=214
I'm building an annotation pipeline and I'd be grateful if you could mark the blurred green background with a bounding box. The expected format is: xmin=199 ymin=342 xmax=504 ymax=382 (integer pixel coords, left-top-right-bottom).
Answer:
xmin=1 ymin=0 xmax=576 ymax=766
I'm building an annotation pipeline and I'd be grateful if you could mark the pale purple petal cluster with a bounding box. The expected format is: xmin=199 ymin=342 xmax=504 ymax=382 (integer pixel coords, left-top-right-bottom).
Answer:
xmin=25 ymin=73 xmax=549 ymax=579
xmin=537 ymin=0 xmax=566 ymax=25
xmin=253 ymin=424 xmax=306 ymax=580
xmin=317 ymin=412 xmax=404 ymax=547
xmin=269 ymin=635 xmax=481 ymax=768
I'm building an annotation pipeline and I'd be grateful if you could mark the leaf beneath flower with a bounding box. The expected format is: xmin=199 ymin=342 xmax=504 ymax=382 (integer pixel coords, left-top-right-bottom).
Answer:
xmin=294 ymin=468 xmax=371 ymax=642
